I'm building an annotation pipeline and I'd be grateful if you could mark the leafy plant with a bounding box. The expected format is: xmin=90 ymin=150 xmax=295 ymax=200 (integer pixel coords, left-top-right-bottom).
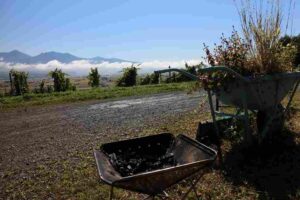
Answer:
xmin=88 ymin=67 xmax=100 ymax=87
xmin=139 ymin=72 xmax=160 ymax=85
xmin=49 ymin=68 xmax=76 ymax=92
xmin=39 ymin=80 xmax=46 ymax=93
xmin=116 ymin=64 xmax=139 ymax=87
xmin=9 ymin=69 xmax=29 ymax=95
xmin=140 ymin=74 xmax=151 ymax=85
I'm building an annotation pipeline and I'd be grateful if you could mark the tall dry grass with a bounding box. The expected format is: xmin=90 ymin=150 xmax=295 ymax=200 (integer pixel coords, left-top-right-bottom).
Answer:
xmin=234 ymin=0 xmax=296 ymax=74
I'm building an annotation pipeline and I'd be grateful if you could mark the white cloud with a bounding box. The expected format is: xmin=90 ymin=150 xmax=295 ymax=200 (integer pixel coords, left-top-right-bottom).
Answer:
xmin=0 ymin=59 xmax=203 ymax=78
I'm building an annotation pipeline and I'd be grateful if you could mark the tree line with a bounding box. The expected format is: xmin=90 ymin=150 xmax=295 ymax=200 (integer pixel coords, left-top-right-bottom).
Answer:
xmin=5 ymin=62 xmax=202 ymax=96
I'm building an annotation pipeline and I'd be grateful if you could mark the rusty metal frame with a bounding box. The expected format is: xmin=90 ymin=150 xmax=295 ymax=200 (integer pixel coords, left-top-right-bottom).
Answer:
xmin=108 ymin=169 xmax=208 ymax=200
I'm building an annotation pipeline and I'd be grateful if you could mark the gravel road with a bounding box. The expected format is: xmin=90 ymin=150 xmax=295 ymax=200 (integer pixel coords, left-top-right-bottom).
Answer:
xmin=0 ymin=91 xmax=205 ymax=172
xmin=66 ymin=92 xmax=204 ymax=133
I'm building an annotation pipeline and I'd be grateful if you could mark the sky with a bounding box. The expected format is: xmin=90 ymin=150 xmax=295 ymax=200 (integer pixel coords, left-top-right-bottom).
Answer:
xmin=0 ymin=0 xmax=299 ymax=75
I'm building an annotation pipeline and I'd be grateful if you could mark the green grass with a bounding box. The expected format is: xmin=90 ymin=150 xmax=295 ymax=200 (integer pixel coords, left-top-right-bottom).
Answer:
xmin=0 ymin=82 xmax=195 ymax=109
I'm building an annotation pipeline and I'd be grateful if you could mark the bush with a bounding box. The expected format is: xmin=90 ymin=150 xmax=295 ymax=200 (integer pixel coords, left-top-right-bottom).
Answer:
xmin=88 ymin=67 xmax=100 ymax=87
xmin=39 ymin=80 xmax=46 ymax=93
xmin=139 ymin=72 xmax=160 ymax=85
xmin=9 ymin=69 xmax=29 ymax=95
xmin=116 ymin=65 xmax=139 ymax=87
xmin=47 ymin=85 xmax=54 ymax=93
xmin=49 ymin=68 xmax=76 ymax=92
xmin=140 ymin=74 xmax=151 ymax=85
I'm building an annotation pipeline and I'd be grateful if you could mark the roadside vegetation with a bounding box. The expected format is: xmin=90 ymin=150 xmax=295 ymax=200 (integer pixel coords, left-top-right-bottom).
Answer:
xmin=0 ymin=82 xmax=195 ymax=109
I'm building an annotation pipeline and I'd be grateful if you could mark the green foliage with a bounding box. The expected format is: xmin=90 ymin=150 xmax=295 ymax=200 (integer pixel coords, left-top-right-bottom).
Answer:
xmin=39 ymin=80 xmax=46 ymax=93
xmin=139 ymin=74 xmax=151 ymax=85
xmin=280 ymin=34 xmax=300 ymax=68
xmin=48 ymin=68 xmax=76 ymax=92
xmin=65 ymin=78 xmax=76 ymax=91
xmin=88 ymin=67 xmax=100 ymax=87
xmin=9 ymin=69 xmax=29 ymax=95
xmin=139 ymin=72 xmax=160 ymax=85
xmin=47 ymin=85 xmax=54 ymax=93
xmin=116 ymin=64 xmax=139 ymax=87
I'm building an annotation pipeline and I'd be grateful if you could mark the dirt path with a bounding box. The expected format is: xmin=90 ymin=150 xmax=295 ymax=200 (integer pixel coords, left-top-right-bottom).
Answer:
xmin=0 ymin=91 xmax=205 ymax=177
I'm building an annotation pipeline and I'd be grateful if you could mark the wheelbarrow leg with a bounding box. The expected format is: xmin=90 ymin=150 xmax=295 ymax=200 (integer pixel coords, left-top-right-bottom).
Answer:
xmin=207 ymin=90 xmax=223 ymax=163
xmin=109 ymin=186 xmax=114 ymax=200
xmin=285 ymin=80 xmax=300 ymax=116
xmin=242 ymin=91 xmax=252 ymax=145
xmin=180 ymin=171 xmax=204 ymax=200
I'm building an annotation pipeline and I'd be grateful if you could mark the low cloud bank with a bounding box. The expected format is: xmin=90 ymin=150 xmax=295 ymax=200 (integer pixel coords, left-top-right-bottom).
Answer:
xmin=0 ymin=59 xmax=203 ymax=79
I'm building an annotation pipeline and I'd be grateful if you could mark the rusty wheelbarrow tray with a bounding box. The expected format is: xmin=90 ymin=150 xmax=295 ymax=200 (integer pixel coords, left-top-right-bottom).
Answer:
xmin=94 ymin=133 xmax=217 ymax=199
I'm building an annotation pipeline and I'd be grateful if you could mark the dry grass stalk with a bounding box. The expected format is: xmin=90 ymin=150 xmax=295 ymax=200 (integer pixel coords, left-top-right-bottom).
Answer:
xmin=235 ymin=0 xmax=296 ymax=74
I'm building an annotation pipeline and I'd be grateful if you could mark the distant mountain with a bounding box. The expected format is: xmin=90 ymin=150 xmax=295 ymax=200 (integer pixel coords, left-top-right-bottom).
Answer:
xmin=0 ymin=50 xmax=32 ymax=63
xmin=0 ymin=50 xmax=132 ymax=64
xmin=32 ymin=51 xmax=82 ymax=63
xmin=89 ymin=56 xmax=132 ymax=63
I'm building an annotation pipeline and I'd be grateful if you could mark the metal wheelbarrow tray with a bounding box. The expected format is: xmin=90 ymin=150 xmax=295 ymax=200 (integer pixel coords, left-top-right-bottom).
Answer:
xmin=94 ymin=133 xmax=217 ymax=198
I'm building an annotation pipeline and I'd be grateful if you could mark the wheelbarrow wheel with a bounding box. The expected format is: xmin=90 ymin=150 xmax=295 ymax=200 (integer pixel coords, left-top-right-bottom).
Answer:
xmin=257 ymin=104 xmax=284 ymax=141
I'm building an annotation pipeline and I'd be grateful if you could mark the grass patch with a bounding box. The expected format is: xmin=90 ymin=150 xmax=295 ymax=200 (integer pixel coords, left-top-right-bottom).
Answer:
xmin=0 ymin=82 xmax=194 ymax=109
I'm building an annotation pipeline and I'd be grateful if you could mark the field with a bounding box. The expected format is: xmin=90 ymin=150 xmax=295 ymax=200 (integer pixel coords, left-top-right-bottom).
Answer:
xmin=0 ymin=82 xmax=300 ymax=199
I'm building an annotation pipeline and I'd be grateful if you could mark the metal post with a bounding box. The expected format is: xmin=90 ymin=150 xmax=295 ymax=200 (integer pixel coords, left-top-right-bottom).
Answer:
xmin=216 ymin=98 xmax=219 ymax=111
xmin=109 ymin=186 xmax=114 ymax=200
xmin=285 ymin=80 xmax=300 ymax=116
xmin=207 ymin=90 xmax=222 ymax=163
xmin=242 ymin=89 xmax=252 ymax=145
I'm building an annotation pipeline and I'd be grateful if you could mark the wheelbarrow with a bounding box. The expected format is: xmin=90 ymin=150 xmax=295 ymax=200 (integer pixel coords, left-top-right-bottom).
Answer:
xmin=155 ymin=66 xmax=300 ymax=144
xmin=94 ymin=133 xmax=217 ymax=199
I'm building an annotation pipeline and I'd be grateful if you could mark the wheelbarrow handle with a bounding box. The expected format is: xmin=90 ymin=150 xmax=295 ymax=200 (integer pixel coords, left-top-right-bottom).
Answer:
xmin=154 ymin=68 xmax=199 ymax=81
xmin=155 ymin=66 xmax=251 ymax=82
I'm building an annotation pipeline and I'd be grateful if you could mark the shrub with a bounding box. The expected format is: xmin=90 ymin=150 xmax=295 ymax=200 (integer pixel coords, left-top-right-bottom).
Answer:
xmin=116 ymin=64 xmax=139 ymax=87
xmin=49 ymin=68 xmax=76 ymax=92
xmin=140 ymin=74 xmax=151 ymax=85
xmin=88 ymin=68 xmax=100 ymax=87
xmin=9 ymin=69 xmax=29 ymax=95
xmin=39 ymin=80 xmax=46 ymax=93
xmin=47 ymin=85 xmax=54 ymax=93
xmin=139 ymin=72 xmax=160 ymax=85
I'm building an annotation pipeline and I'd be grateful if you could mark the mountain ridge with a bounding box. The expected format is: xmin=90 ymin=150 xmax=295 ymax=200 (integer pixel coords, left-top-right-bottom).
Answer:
xmin=0 ymin=50 xmax=133 ymax=64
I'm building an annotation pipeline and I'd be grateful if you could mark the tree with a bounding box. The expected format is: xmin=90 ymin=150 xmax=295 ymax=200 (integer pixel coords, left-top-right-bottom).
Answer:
xmin=9 ymin=69 xmax=29 ymax=95
xmin=49 ymin=68 xmax=76 ymax=92
xmin=49 ymin=68 xmax=66 ymax=92
xmin=39 ymin=80 xmax=45 ymax=93
xmin=116 ymin=64 xmax=139 ymax=87
xmin=88 ymin=67 xmax=100 ymax=87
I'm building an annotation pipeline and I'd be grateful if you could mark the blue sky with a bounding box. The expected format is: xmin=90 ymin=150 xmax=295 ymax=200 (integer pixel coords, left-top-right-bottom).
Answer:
xmin=0 ymin=0 xmax=299 ymax=62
